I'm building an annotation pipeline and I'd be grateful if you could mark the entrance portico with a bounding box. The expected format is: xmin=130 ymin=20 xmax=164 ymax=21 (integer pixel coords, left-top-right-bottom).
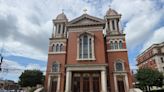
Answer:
xmin=65 ymin=64 xmax=108 ymax=92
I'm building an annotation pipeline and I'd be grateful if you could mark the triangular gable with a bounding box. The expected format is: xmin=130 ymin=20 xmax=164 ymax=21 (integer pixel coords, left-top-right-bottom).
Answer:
xmin=68 ymin=14 xmax=105 ymax=25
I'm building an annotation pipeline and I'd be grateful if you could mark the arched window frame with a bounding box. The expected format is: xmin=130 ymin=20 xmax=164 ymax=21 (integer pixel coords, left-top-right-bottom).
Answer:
xmin=52 ymin=44 xmax=56 ymax=52
xmin=119 ymin=40 xmax=123 ymax=49
xmin=114 ymin=41 xmax=118 ymax=49
xmin=110 ymin=41 xmax=114 ymax=49
xmin=52 ymin=61 xmax=60 ymax=72
xmin=115 ymin=60 xmax=124 ymax=72
xmin=56 ymin=44 xmax=60 ymax=52
xmin=60 ymin=44 xmax=64 ymax=51
xmin=51 ymin=42 xmax=65 ymax=53
xmin=77 ymin=32 xmax=95 ymax=60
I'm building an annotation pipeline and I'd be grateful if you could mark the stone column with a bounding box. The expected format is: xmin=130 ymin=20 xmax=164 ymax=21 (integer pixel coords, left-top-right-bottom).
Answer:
xmin=47 ymin=75 xmax=51 ymax=92
xmin=56 ymin=24 xmax=59 ymax=34
xmin=65 ymin=71 xmax=72 ymax=92
xmin=125 ymin=74 xmax=129 ymax=92
xmin=60 ymin=24 xmax=63 ymax=34
xmin=114 ymin=19 xmax=118 ymax=31
xmin=114 ymin=74 xmax=118 ymax=92
xmin=101 ymin=70 xmax=107 ymax=92
xmin=57 ymin=74 xmax=61 ymax=92
xmin=109 ymin=20 xmax=113 ymax=31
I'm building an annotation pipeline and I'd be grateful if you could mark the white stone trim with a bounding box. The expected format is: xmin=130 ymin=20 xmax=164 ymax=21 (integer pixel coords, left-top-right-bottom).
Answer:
xmin=114 ymin=60 xmax=125 ymax=72
xmin=48 ymin=51 xmax=66 ymax=54
xmin=77 ymin=33 xmax=95 ymax=60
xmin=47 ymin=75 xmax=51 ymax=92
xmin=113 ymin=73 xmax=129 ymax=92
xmin=48 ymin=74 xmax=61 ymax=92
xmin=65 ymin=64 xmax=107 ymax=71
xmin=68 ymin=28 xmax=103 ymax=32
xmin=114 ymin=19 xmax=117 ymax=31
xmin=65 ymin=65 xmax=107 ymax=92
xmin=106 ymin=36 xmax=125 ymax=39
xmin=76 ymin=58 xmax=96 ymax=61
xmin=107 ymin=39 xmax=124 ymax=44
xmin=57 ymin=74 xmax=61 ymax=92
xmin=60 ymin=23 xmax=63 ymax=34
xmin=107 ymin=49 xmax=127 ymax=52
xmin=65 ymin=71 xmax=72 ymax=92
xmin=56 ymin=24 xmax=59 ymax=35
xmin=101 ymin=70 xmax=107 ymax=92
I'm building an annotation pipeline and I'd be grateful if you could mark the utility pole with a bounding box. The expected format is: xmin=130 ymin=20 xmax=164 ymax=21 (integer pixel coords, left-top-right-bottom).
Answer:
xmin=0 ymin=53 xmax=3 ymax=71
xmin=0 ymin=43 xmax=4 ymax=72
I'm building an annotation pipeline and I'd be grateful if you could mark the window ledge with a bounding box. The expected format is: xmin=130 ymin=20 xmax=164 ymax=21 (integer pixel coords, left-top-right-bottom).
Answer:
xmin=113 ymin=71 xmax=127 ymax=73
xmin=107 ymin=49 xmax=127 ymax=52
xmin=49 ymin=72 xmax=61 ymax=75
xmin=76 ymin=58 xmax=96 ymax=61
xmin=48 ymin=51 xmax=66 ymax=54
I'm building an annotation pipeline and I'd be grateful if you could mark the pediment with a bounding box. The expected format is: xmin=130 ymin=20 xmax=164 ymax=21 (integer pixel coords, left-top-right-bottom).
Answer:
xmin=68 ymin=14 xmax=105 ymax=25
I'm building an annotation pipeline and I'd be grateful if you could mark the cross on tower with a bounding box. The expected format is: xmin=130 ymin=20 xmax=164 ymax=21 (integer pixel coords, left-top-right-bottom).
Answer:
xmin=62 ymin=9 xmax=64 ymax=13
xmin=83 ymin=9 xmax=87 ymax=14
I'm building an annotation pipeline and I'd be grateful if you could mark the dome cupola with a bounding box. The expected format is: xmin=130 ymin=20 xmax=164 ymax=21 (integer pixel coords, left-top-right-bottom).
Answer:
xmin=106 ymin=8 xmax=118 ymax=16
xmin=56 ymin=12 xmax=67 ymax=20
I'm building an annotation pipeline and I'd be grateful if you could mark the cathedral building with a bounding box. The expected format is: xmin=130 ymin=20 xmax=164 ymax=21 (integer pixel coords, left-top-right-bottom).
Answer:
xmin=45 ymin=8 xmax=132 ymax=92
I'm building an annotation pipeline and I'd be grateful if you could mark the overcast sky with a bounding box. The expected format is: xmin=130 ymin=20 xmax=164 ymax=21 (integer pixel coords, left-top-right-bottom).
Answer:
xmin=0 ymin=0 xmax=164 ymax=81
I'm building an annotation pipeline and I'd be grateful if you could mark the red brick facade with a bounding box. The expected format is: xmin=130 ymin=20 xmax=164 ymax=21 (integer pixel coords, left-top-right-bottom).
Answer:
xmin=45 ymin=8 xmax=132 ymax=92
xmin=137 ymin=42 xmax=164 ymax=72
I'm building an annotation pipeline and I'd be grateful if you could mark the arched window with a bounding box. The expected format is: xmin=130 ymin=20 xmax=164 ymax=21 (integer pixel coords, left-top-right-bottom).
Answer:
xmin=56 ymin=44 xmax=60 ymax=52
xmin=79 ymin=33 xmax=93 ymax=59
xmin=52 ymin=62 xmax=60 ymax=72
xmin=83 ymin=35 xmax=88 ymax=58
xmin=60 ymin=44 xmax=64 ymax=51
xmin=114 ymin=41 xmax=118 ymax=49
xmin=110 ymin=41 xmax=114 ymax=49
xmin=52 ymin=44 xmax=56 ymax=52
xmin=116 ymin=62 xmax=124 ymax=71
xmin=79 ymin=38 xmax=82 ymax=58
xmin=119 ymin=41 xmax=123 ymax=49
xmin=89 ymin=38 xmax=92 ymax=58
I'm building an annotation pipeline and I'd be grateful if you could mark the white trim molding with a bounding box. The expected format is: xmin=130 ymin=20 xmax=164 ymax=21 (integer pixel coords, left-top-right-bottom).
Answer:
xmin=107 ymin=49 xmax=127 ymax=52
xmin=48 ymin=51 xmax=66 ymax=54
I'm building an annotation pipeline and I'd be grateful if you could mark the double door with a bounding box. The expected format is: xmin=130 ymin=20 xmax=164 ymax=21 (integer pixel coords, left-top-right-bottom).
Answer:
xmin=72 ymin=72 xmax=100 ymax=92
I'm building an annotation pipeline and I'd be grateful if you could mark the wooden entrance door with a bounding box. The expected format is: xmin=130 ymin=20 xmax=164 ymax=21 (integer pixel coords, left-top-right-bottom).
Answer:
xmin=72 ymin=72 xmax=100 ymax=92
xmin=72 ymin=77 xmax=80 ymax=92
xmin=83 ymin=77 xmax=90 ymax=92
xmin=51 ymin=80 xmax=57 ymax=92
xmin=117 ymin=80 xmax=125 ymax=92
xmin=92 ymin=77 xmax=100 ymax=92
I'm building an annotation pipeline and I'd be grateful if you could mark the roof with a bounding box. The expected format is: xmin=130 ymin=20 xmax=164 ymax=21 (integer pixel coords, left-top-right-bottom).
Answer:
xmin=106 ymin=8 xmax=119 ymax=16
xmin=56 ymin=12 xmax=67 ymax=20
xmin=68 ymin=14 xmax=105 ymax=26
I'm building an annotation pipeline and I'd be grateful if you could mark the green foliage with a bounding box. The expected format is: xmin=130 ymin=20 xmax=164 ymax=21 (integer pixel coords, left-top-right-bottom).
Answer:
xmin=19 ymin=70 xmax=44 ymax=87
xmin=29 ymin=87 xmax=36 ymax=92
xmin=136 ymin=68 xmax=164 ymax=91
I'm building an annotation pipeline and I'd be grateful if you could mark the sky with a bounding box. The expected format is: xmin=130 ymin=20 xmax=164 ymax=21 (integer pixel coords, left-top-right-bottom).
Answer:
xmin=0 ymin=0 xmax=164 ymax=82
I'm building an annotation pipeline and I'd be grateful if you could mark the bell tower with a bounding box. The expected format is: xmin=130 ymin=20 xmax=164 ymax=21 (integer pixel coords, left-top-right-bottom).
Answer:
xmin=105 ymin=8 xmax=121 ymax=35
xmin=52 ymin=11 xmax=68 ymax=38
xmin=45 ymin=11 xmax=68 ymax=92
xmin=105 ymin=8 xmax=132 ymax=92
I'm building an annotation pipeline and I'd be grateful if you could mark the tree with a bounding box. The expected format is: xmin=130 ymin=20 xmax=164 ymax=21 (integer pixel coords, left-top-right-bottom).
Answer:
xmin=136 ymin=68 xmax=163 ymax=92
xmin=19 ymin=70 xmax=44 ymax=87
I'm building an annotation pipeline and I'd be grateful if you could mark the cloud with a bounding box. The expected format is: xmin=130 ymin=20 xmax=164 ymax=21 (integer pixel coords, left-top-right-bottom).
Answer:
xmin=141 ymin=27 xmax=164 ymax=52
xmin=0 ymin=59 xmax=46 ymax=81
xmin=0 ymin=0 xmax=164 ymax=74
xmin=0 ymin=0 xmax=103 ymax=61
xmin=110 ymin=0 xmax=164 ymax=50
